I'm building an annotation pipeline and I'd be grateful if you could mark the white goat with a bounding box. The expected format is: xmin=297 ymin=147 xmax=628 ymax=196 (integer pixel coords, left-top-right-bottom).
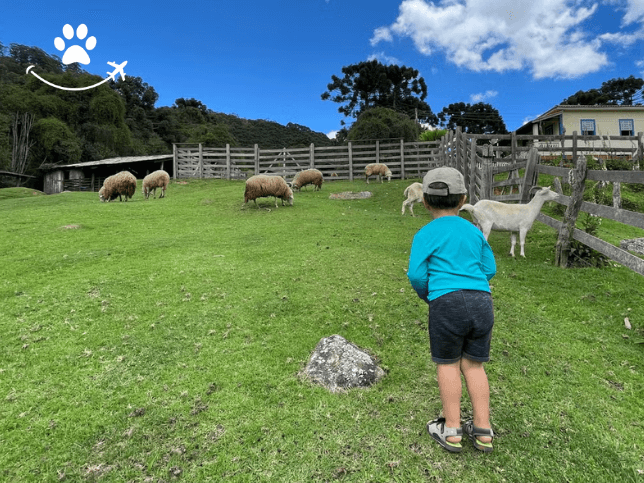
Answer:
xmin=460 ymin=187 xmax=559 ymax=257
xmin=401 ymin=182 xmax=424 ymax=216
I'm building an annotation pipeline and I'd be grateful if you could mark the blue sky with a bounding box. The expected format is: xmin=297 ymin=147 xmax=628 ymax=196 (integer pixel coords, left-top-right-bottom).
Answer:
xmin=2 ymin=0 xmax=644 ymax=140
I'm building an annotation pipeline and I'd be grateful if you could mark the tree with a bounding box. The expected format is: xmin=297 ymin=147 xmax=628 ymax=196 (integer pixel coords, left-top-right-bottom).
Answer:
xmin=438 ymin=102 xmax=508 ymax=135
xmin=31 ymin=117 xmax=82 ymax=164
xmin=321 ymin=60 xmax=438 ymax=126
xmin=562 ymin=76 xmax=644 ymax=105
xmin=10 ymin=112 xmax=34 ymax=184
xmin=347 ymin=107 xmax=418 ymax=142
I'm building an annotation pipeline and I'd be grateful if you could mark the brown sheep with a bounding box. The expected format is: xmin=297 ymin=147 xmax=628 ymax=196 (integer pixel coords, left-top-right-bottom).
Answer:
xmin=290 ymin=169 xmax=324 ymax=191
xmin=99 ymin=171 xmax=136 ymax=202
xmin=365 ymin=163 xmax=392 ymax=184
xmin=142 ymin=170 xmax=170 ymax=199
xmin=244 ymin=175 xmax=294 ymax=208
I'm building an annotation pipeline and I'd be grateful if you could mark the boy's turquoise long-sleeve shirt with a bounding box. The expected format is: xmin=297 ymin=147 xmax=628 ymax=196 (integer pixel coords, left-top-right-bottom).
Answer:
xmin=407 ymin=215 xmax=496 ymax=303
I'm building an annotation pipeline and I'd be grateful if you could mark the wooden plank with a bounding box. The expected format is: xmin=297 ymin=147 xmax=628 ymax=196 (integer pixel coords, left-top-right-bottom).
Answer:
xmin=520 ymin=147 xmax=540 ymax=203
xmin=537 ymin=214 xmax=644 ymax=276
xmin=554 ymin=193 xmax=644 ymax=229
xmin=493 ymin=177 xmax=523 ymax=188
xmin=585 ymin=170 xmax=644 ymax=183
xmin=490 ymin=160 xmax=528 ymax=175
xmin=492 ymin=194 xmax=522 ymax=202
xmin=537 ymin=164 xmax=571 ymax=177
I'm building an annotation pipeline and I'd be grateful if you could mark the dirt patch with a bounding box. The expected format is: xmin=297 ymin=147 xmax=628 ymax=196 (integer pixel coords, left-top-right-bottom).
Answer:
xmin=175 ymin=181 xmax=189 ymax=185
xmin=329 ymin=191 xmax=372 ymax=200
xmin=61 ymin=224 xmax=81 ymax=229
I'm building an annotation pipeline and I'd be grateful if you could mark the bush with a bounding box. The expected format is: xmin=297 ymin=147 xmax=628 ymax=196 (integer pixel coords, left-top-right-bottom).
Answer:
xmin=604 ymin=159 xmax=633 ymax=171
xmin=567 ymin=213 xmax=610 ymax=268
xmin=419 ymin=129 xmax=447 ymax=142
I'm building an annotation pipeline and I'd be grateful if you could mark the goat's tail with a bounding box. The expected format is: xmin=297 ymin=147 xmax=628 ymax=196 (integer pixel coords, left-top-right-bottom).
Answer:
xmin=460 ymin=203 xmax=475 ymax=212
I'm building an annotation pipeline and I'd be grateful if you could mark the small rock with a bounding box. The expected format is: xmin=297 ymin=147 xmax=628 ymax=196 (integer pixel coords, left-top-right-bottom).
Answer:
xmin=303 ymin=335 xmax=385 ymax=393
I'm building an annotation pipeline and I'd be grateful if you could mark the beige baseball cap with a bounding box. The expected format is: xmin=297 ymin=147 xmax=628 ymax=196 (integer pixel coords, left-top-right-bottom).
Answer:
xmin=422 ymin=167 xmax=467 ymax=196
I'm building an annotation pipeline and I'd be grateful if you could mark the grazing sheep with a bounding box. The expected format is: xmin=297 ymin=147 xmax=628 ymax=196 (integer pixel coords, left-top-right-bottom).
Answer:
xmin=244 ymin=175 xmax=294 ymax=208
xmin=365 ymin=163 xmax=392 ymax=184
xmin=401 ymin=182 xmax=424 ymax=216
xmin=290 ymin=169 xmax=324 ymax=191
xmin=142 ymin=170 xmax=170 ymax=199
xmin=99 ymin=171 xmax=137 ymax=202
xmin=460 ymin=186 xmax=559 ymax=257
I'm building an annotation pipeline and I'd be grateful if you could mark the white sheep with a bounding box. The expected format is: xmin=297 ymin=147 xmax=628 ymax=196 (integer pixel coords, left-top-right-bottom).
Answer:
xmin=365 ymin=163 xmax=392 ymax=184
xmin=401 ymin=182 xmax=424 ymax=216
xmin=290 ymin=169 xmax=324 ymax=191
xmin=142 ymin=170 xmax=170 ymax=199
xmin=99 ymin=171 xmax=136 ymax=202
xmin=460 ymin=187 xmax=559 ymax=257
xmin=244 ymin=175 xmax=294 ymax=208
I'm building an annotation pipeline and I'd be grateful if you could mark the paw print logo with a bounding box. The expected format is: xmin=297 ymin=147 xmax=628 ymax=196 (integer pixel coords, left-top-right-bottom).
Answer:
xmin=54 ymin=24 xmax=97 ymax=65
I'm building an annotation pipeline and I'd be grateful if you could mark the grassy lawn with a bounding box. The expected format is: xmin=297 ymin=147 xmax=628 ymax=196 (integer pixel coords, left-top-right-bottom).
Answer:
xmin=1 ymin=178 xmax=643 ymax=482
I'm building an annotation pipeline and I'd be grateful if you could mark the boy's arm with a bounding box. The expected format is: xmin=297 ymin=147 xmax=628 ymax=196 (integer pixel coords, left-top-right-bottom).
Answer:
xmin=407 ymin=235 xmax=430 ymax=303
xmin=481 ymin=240 xmax=496 ymax=281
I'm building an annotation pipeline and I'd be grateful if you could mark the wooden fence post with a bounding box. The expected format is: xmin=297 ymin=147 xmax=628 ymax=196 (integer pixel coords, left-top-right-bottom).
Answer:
xmin=485 ymin=160 xmax=493 ymax=200
xmin=310 ymin=143 xmax=315 ymax=169
xmin=225 ymin=144 xmax=231 ymax=180
xmin=520 ymin=147 xmax=540 ymax=203
xmin=172 ymin=143 xmax=177 ymax=179
xmin=400 ymin=139 xmax=405 ymax=180
xmin=376 ymin=140 xmax=380 ymax=164
xmin=468 ymin=136 xmax=477 ymax=203
xmin=254 ymin=144 xmax=259 ymax=175
xmin=555 ymin=156 xmax=588 ymax=268
xmin=455 ymin=126 xmax=462 ymax=172
xmin=613 ymin=182 xmax=621 ymax=209
xmin=348 ymin=141 xmax=353 ymax=182
xmin=199 ymin=143 xmax=203 ymax=179
xmin=572 ymin=131 xmax=578 ymax=164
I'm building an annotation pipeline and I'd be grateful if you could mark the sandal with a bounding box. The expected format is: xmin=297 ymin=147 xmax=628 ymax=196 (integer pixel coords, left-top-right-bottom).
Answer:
xmin=426 ymin=417 xmax=463 ymax=453
xmin=463 ymin=420 xmax=494 ymax=453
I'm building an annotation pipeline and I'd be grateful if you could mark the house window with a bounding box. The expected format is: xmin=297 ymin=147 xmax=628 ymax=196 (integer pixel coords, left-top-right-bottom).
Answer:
xmin=619 ymin=119 xmax=634 ymax=136
xmin=544 ymin=124 xmax=554 ymax=135
xmin=580 ymin=119 xmax=595 ymax=135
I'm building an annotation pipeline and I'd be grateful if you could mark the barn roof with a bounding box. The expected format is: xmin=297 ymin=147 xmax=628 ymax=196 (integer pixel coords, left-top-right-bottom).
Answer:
xmin=43 ymin=154 xmax=173 ymax=170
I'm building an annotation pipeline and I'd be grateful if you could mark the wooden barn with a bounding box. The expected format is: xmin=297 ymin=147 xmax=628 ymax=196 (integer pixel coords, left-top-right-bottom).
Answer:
xmin=42 ymin=154 xmax=173 ymax=194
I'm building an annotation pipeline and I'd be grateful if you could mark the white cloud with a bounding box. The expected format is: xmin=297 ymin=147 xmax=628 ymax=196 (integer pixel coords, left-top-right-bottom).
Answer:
xmin=622 ymin=0 xmax=644 ymax=25
xmin=368 ymin=52 xmax=402 ymax=65
xmin=370 ymin=26 xmax=393 ymax=45
xmin=327 ymin=130 xmax=339 ymax=139
xmin=470 ymin=90 xmax=498 ymax=103
xmin=372 ymin=0 xmax=613 ymax=79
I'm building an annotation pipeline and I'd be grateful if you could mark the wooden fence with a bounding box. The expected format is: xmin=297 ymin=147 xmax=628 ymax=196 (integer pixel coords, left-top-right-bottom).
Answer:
xmin=173 ymin=128 xmax=644 ymax=275
xmin=172 ymin=139 xmax=443 ymax=182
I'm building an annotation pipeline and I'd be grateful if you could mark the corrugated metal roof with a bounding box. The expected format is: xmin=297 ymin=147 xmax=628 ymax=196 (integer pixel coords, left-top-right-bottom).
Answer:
xmin=48 ymin=154 xmax=173 ymax=169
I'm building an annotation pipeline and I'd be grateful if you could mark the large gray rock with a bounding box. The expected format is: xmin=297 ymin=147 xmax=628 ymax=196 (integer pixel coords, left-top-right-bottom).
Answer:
xmin=620 ymin=238 xmax=644 ymax=255
xmin=303 ymin=335 xmax=385 ymax=393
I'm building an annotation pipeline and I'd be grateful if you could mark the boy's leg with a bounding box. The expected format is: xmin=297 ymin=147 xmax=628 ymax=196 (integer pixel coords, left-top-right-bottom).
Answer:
xmin=437 ymin=361 xmax=462 ymax=443
xmin=460 ymin=357 xmax=492 ymax=443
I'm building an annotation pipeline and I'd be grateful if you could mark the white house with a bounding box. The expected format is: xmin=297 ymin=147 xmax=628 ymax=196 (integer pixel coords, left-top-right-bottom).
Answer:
xmin=516 ymin=104 xmax=644 ymax=159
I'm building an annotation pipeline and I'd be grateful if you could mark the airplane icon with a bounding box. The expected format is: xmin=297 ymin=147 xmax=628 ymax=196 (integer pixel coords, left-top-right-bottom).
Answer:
xmin=107 ymin=61 xmax=127 ymax=81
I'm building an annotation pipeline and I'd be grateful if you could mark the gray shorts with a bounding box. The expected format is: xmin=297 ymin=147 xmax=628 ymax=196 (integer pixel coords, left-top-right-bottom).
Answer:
xmin=428 ymin=290 xmax=494 ymax=364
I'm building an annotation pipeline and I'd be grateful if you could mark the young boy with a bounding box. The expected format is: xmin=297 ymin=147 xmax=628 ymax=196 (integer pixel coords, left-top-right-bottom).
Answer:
xmin=407 ymin=167 xmax=497 ymax=453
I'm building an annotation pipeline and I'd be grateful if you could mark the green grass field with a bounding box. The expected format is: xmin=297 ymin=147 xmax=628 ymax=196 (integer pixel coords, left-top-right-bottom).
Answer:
xmin=1 ymin=178 xmax=643 ymax=482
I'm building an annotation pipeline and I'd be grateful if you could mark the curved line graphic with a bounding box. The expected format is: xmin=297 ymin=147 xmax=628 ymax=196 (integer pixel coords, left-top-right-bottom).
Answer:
xmin=26 ymin=65 xmax=111 ymax=91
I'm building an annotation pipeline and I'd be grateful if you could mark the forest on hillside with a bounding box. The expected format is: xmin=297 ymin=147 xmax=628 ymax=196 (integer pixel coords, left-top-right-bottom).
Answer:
xmin=0 ymin=42 xmax=335 ymax=180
